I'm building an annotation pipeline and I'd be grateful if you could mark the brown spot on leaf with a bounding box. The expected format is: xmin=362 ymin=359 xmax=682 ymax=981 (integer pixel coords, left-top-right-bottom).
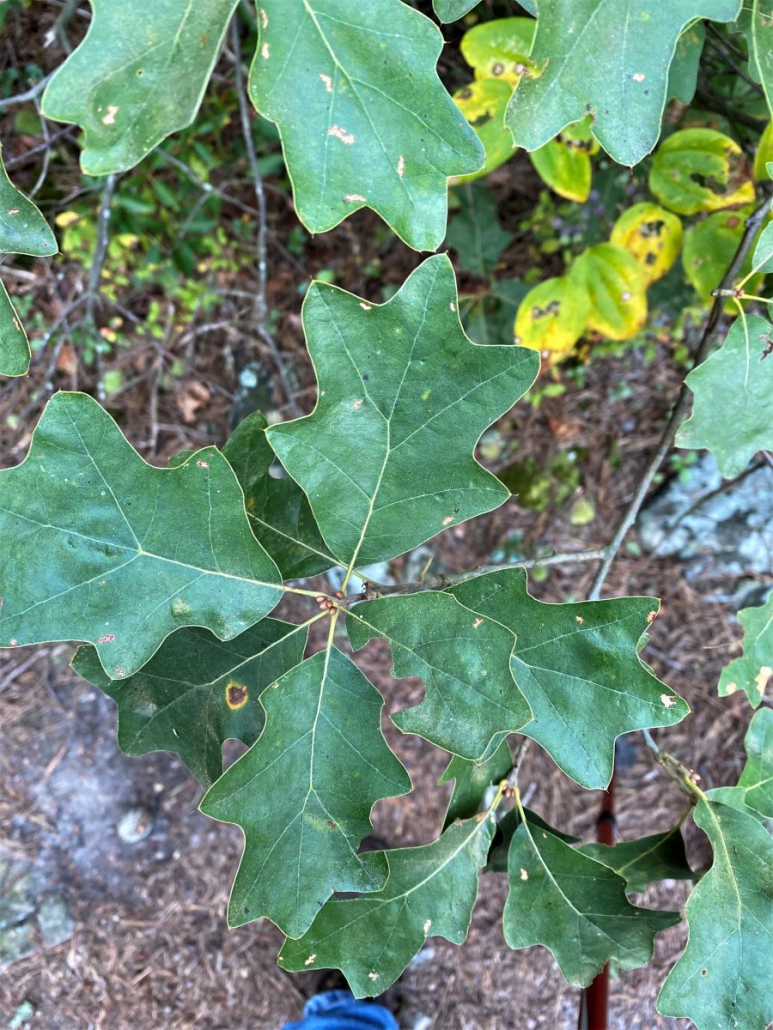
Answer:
xmin=660 ymin=694 xmax=677 ymax=708
xmin=320 ymin=73 xmax=333 ymax=93
xmin=353 ymin=398 xmax=364 ymax=410
xmin=97 ymin=634 xmax=115 ymax=644
xmin=442 ymin=516 xmax=455 ymax=526
xmin=226 ymin=682 xmax=249 ymax=710
xmin=196 ymin=459 xmax=209 ymax=468
xmin=472 ymin=618 xmax=483 ymax=629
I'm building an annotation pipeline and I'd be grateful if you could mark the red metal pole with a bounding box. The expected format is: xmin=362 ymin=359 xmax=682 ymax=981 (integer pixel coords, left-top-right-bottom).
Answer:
xmin=578 ymin=771 xmax=616 ymax=1030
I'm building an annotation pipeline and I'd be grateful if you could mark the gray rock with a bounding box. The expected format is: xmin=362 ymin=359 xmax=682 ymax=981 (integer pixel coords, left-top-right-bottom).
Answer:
xmin=638 ymin=455 xmax=773 ymax=588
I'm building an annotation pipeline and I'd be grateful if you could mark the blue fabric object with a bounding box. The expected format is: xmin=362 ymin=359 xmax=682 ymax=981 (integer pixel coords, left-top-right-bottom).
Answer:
xmin=281 ymin=990 xmax=399 ymax=1030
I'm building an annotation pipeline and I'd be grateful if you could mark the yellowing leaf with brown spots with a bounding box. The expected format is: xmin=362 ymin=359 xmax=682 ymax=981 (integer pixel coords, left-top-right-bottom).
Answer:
xmin=610 ymin=203 xmax=683 ymax=286
xmin=0 ymin=392 xmax=282 ymax=679
xmin=452 ymin=79 xmax=514 ymax=183
xmin=570 ymin=244 xmax=647 ymax=341
xmin=753 ymin=120 xmax=773 ymax=181
xmin=72 ymin=619 xmax=308 ymax=788
xmin=250 ymin=0 xmax=484 ymax=252
xmin=682 ymin=207 xmax=762 ymax=304
xmin=268 ymin=256 xmax=539 ymax=570
xmin=514 ymin=276 xmax=590 ymax=361
xmin=278 ymin=810 xmax=497 ymax=997
xmin=460 ymin=17 xmax=538 ymax=86
xmin=528 ymin=120 xmax=598 ymax=203
xmin=649 ymin=128 xmax=755 ymax=215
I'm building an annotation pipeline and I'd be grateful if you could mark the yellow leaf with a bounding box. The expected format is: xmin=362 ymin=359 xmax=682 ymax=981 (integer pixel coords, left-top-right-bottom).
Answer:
xmin=55 ymin=210 xmax=80 ymax=228
xmin=451 ymin=79 xmax=514 ymax=184
xmin=570 ymin=244 xmax=647 ymax=341
xmin=610 ymin=203 xmax=683 ymax=286
xmin=530 ymin=135 xmax=591 ymax=203
xmin=460 ymin=17 xmax=539 ymax=87
xmin=682 ymin=207 xmax=764 ymax=305
xmin=754 ymin=121 xmax=773 ymax=183
xmin=514 ymin=276 xmax=590 ymax=361
xmin=649 ymin=128 xmax=755 ymax=215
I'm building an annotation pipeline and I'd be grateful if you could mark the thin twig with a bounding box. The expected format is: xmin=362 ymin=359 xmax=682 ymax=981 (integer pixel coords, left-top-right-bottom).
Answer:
xmin=704 ymin=23 xmax=763 ymax=92
xmin=86 ymin=174 xmax=118 ymax=402
xmin=230 ymin=19 xmax=301 ymax=418
xmin=587 ymin=193 xmax=773 ymax=601
xmin=0 ymin=73 xmax=54 ymax=110
xmin=349 ymin=548 xmax=607 ymax=601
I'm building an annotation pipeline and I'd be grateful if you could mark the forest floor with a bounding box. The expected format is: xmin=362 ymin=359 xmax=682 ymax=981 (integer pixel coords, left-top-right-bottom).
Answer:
xmin=0 ymin=4 xmax=769 ymax=1029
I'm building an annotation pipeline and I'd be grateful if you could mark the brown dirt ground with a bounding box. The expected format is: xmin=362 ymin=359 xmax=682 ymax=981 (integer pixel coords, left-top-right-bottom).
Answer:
xmin=0 ymin=4 xmax=769 ymax=1029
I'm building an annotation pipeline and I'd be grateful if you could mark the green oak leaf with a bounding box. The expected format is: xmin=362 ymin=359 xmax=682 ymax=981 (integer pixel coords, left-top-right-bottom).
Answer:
xmin=433 ymin=0 xmax=480 ymax=22
xmin=719 ymin=591 xmax=773 ymax=708
xmin=504 ymin=814 xmax=680 ymax=987
xmin=250 ymin=0 xmax=484 ymax=252
xmin=0 ymin=280 xmax=30 ymax=379
xmin=439 ymin=737 xmax=512 ymax=826
xmin=0 ymin=144 xmax=58 ymax=377
xmin=222 ymin=411 xmax=336 ymax=579
xmin=169 ymin=418 xmax=334 ymax=579
xmin=750 ymin=219 xmax=773 ymax=274
xmin=72 ymin=618 xmax=308 ymax=788
xmin=347 ymin=592 xmax=531 ymax=760
xmin=0 ymin=392 xmax=282 ymax=679
xmin=267 ymin=256 xmax=539 ymax=570
xmin=676 ymin=314 xmax=773 ymax=478
xmin=486 ymin=807 xmax=579 ymax=873
xmin=448 ymin=568 xmax=688 ymax=788
xmin=41 ymin=0 xmax=239 ymax=175
xmin=200 ymin=646 xmax=411 ymax=938
xmin=505 ymin=0 xmax=742 ymax=167
xmin=278 ymin=809 xmax=497 ymax=997
xmin=658 ymin=799 xmax=773 ymax=1030
xmin=0 ymin=145 xmax=57 ymax=257
xmin=710 ymin=707 xmax=773 ymax=819
xmin=447 ymin=184 xmax=512 ymax=276
xmin=668 ymin=24 xmax=706 ymax=104
xmin=750 ymin=0 xmax=773 ymax=120
xmin=737 ymin=707 xmax=773 ymax=817
xmin=580 ymin=825 xmax=693 ymax=893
